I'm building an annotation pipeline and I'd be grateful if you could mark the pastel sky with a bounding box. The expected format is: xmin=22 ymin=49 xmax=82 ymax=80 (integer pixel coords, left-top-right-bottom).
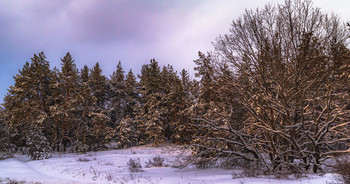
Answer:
xmin=0 ymin=0 xmax=349 ymax=103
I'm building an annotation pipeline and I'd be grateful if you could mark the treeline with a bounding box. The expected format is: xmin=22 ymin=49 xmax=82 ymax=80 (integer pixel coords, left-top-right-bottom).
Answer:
xmin=1 ymin=0 xmax=350 ymax=174
xmin=0 ymin=53 xmax=196 ymax=159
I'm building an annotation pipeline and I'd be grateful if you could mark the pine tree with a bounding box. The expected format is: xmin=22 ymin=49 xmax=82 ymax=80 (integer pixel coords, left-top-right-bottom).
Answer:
xmin=73 ymin=65 xmax=96 ymax=152
xmin=138 ymin=59 xmax=166 ymax=145
xmin=54 ymin=52 xmax=81 ymax=151
xmin=90 ymin=62 xmax=109 ymax=109
xmin=193 ymin=52 xmax=216 ymax=104
xmin=109 ymin=62 xmax=142 ymax=148
xmin=4 ymin=52 xmax=52 ymax=158
xmin=89 ymin=111 xmax=112 ymax=151
xmin=116 ymin=116 xmax=139 ymax=148
xmin=88 ymin=62 xmax=111 ymax=150
xmin=172 ymin=69 xmax=194 ymax=143
xmin=25 ymin=124 xmax=51 ymax=160
xmin=136 ymin=60 xmax=192 ymax=145
xmin=133 ymin=102 xmax=146 ymax=144
xmin=188 ymin=52 xmax=224 ymax=158
xmin=160 ymin=65 xmax=180 ymax=141
xmin=180 ymin=69 xmax=191 ymax=96
xmin=48 ymin=67 xmax=65 ymax=151
xmin=0 ymin=107 xmax=15 ymax=159
xmin=109 ymin=61 xmax=126 ymax=128
xmin=4 ymin=61 xmax=32 ymax=147
xmin=124 ymin=69 xmax=139 ymax=118
xmin=81 ymin=65 xmax=90 ymax=83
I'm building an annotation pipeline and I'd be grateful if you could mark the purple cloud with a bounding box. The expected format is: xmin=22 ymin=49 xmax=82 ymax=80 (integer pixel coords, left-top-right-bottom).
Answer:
xmin=0 ymin=0 xmax=349 ymax=103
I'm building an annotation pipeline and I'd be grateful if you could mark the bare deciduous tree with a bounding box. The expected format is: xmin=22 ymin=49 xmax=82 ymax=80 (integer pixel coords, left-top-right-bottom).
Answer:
xmin=191 ymin=0 xmax=350 ymax=173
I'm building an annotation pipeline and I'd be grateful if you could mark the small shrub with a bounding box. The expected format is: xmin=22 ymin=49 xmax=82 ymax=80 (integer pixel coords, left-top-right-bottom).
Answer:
xmin=146 ymin=156 xmax=164 ymax=168
xmin=104 ymin=162 xmax=114 ymax=166
xmin=218 ymin=158 xmax=249 ymax=169
xmin=171 ymin=158 xmax=188 ymax=169
xmin=75 ymin=142 xmax=89 ymax=153
xmin=241 ymin=165 xmax=264 ymax=178
xmin=0 ymin=178 xmax=20 ymax=184
xmin=192 ymin=157 xmax=250 ymax=169
xmin=77 ymin=157 xmax=90 ymax=162
xmin=127 ymin=158 xmax=143 ymax=172
xmin=193 ymin=158 xmax=216 ymax=169
xmin=232 ymin=172 xmax=242 ymax=179
xmin=232 ymin=163 xmax=268 ymax=179
xmin=272 ymin=168 xmax=306 ymax=180
xmin=334 ymin=158 xmax=350 ymax=184
xmin=105 ymin=172 xmax=114 ymax=181
xmin=232 ymin=163 xmax=306 ymax=180
xmin=87 ymin=153 xmax=94 ymax=157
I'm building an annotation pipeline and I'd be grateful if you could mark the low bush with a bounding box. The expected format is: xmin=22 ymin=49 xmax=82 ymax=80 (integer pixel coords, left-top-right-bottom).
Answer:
xmin=0 ymin=178 xmax=21 ymax=184
xmin=77 ymin=157 xmax=90 ymax=162
xmin=192 ymin=157 xmax=248 ymax=169
xmin=334 ymin=158 xmax=350 ymax=184
xmin=171 ymin=158 xmax=188 ymax=169
xmin=127 ymin=158 xmax=143 ymax=172
xmin=232 ymin=163 xmax=305 ymax=180
xmin=146 ymin=156 xmax=164 ymax=168
xmin=193 ymin=158 xmax=216 ymax=169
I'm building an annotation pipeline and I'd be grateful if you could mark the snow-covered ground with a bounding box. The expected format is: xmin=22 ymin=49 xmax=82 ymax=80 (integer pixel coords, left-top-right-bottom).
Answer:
xmin=0 ymin=145 xmax=337 ymax=184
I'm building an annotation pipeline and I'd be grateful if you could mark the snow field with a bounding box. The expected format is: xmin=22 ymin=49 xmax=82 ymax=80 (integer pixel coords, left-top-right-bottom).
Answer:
xmin=0 ymin=145 xmax=337 ymax=184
